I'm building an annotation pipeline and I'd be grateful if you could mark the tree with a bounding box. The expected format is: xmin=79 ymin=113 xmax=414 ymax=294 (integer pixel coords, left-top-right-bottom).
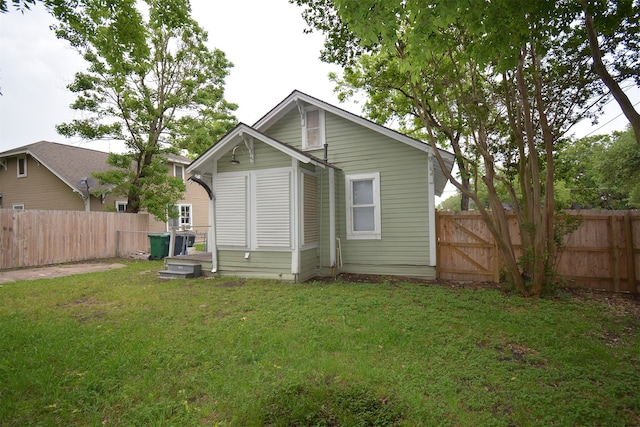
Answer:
xmin=49 ymin=0 xmax=237 ymax=220
xmin=595 ymin=126 xmax=640 ymax=208
xmin=0 ymin=0 xmax=38 ymax=13
xmin=579 ymin=1 xmax=640 ymax=146
xmin=292 ymin=0 xmax=609 ymax=296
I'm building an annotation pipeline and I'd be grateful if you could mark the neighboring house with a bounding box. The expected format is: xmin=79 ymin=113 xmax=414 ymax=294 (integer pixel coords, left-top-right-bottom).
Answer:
xmin=0 ymin=141 xmax=208 ymax=232
xmin=187 ymin=90 xmax=455 ymax=281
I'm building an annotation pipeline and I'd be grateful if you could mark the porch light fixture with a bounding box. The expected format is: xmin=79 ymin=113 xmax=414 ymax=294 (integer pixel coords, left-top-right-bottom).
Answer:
xmin=229 ymin=146 xmax=240 ymax=164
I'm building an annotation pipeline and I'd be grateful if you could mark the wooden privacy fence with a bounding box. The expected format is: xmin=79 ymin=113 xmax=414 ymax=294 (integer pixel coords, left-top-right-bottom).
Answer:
xmin=436 ymin=210 xmax=640 ymax=293
xmin=0 ymin=209 xmax=150 ymax=269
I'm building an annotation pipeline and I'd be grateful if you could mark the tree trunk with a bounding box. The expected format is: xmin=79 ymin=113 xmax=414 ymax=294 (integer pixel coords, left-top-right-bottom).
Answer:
xmin=583 ymin=8 xmax=640 ymax=146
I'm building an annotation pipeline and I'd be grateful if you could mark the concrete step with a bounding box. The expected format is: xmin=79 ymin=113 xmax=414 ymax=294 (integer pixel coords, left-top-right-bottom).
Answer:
xmin=166 ymin=262 xmax=201 ymax=275
xmin=158 ymin=269 xmax=200 ymax=279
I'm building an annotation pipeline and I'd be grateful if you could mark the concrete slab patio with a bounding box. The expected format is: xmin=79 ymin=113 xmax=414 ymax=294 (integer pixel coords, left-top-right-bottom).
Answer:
xmin=0 ymin=263 xmax=126 ymax=284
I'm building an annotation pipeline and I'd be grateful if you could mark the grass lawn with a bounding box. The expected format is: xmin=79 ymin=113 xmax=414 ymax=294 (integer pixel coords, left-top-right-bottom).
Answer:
xmin=0 ymin=260 xmax=638 ymax=426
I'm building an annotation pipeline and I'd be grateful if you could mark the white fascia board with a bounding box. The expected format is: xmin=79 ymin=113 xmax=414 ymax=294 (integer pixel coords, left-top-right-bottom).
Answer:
xmin=28 ymin=150 xmax=83 ymax=194
xmin=187 ymin=124 xmax=327 ymax=174
xmin=254 ymin=91 xmax=455 ymax=171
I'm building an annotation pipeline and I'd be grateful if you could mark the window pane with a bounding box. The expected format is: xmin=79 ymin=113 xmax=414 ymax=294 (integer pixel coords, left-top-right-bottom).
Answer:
xmin=353 ymin=180 xmax=373 ymax=205
xmin=353 ymin=206 xmax=375 ymax=231
xmin=306 ymin=110 xmax=319 ymax=128
xmin=307 ymin=128 xmax=320 ymax=148
xmin=175 ymin=165 xmax=184 ymax=180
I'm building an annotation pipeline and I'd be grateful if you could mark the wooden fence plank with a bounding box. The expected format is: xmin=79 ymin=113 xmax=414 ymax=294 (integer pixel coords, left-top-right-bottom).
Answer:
xmin=0 ymin=209 xmax=150 ymax=269
xmin=437 ymin=210 xmax=640 ymax=294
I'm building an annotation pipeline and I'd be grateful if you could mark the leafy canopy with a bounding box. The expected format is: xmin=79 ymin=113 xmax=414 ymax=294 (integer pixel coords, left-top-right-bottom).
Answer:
xmin=49 ymin=0 xmax=237 ymax=219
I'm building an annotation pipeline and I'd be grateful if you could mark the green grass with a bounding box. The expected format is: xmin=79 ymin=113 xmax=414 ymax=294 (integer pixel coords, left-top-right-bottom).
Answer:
xmin=0 ymin=261 xmax=638 ymax=426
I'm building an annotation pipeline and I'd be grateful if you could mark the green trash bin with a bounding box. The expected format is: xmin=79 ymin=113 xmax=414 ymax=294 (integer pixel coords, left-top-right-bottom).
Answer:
xmin=148 ymin=233 xmax=170 ymax=260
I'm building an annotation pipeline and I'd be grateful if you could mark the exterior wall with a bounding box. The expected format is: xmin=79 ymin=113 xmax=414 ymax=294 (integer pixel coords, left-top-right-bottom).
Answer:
xmin=217 ymin=140 xmax=292 ymax=173
xmin=299 ymin=246 xmax=319 ymax=282
xmin=0 ymin=155 xmax=86 ymax=211
xmin=217 ymin=249 xmax=293 ymax=280
xmin=265 ymin=109 xmax=436 ymax=279
xmin=211 ymin=140 xmax=297 ymax=279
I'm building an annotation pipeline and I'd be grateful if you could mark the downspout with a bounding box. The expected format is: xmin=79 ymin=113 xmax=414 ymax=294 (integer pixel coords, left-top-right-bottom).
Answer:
xmin=291 ymin=158 xmax=300 ymax=280
xmin=329 ymin=167 xmax=336 ymax=275
xmin=188 ymin=174 xmax=217 ymax=272
xmin=427 ymin=153 xmax=437 ymax=267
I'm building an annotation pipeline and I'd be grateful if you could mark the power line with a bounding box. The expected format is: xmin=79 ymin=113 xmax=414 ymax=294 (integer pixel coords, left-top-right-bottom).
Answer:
xmin=582 ymin=98 xmax=640 ymax=138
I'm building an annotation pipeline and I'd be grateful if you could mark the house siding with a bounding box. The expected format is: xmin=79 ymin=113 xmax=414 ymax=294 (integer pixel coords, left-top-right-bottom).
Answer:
xmin=0 ymin=155 xmax=86 ymax=211
xmin=217 ymin=250 xmax=293 ymax=280
xmin=217 ymin=140 xmax=291 ymax=174
xmin=266 ymin=110 xmax=436 ymax=279
xmin=299 ymin=246 xmax=319 ymax=281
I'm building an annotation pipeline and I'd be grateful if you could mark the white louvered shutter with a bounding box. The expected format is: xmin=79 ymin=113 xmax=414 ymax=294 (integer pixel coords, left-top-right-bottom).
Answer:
xmin=255 ymin=170 xmax=291 ymax=248
xmin=214 ymin=174 xmax=248 ymax=247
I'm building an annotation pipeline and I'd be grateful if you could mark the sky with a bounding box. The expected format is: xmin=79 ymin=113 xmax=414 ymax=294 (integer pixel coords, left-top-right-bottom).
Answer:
xmin=0 ymin=0 xmax=638 ymax=201
xmin=0 ymin=0 xmax=360 ymax=154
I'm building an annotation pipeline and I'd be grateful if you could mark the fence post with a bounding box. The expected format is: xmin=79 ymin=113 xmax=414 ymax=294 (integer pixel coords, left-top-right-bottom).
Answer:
xmin=624 ymin=213 xmax=637 ymax=294
xmin=116 ymin=230 xmax=120 ymax=258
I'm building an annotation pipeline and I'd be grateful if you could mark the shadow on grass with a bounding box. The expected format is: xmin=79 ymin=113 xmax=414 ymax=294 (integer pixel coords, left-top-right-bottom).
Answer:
xmin=256 ymin=375 xmax=404 ymax=426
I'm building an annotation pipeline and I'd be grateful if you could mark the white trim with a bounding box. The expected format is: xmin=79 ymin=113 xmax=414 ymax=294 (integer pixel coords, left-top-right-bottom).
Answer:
xmin=291 ymin=159 xmax=300 ymax=275
xmin=427 ymin=154 xmax=437 ymax=267
xmin=210 ymin=162 xmax=218 ymax=272
xmin=345 ymin=172 xmax=382 ymax=240
xmin=187 ymin=124 xmax=330 ymax=176
xmin=12 ymin=203 xmax=24 ymax=210
xmin=329 ymin=167 xmax=336 ymax=267
xmin=16 ymin=156 xmax=27 ymax=178
xmin=253 ymin=91 xmax=455 ymax=164
xmin=115 ymin=200 xmax=128 ymax=212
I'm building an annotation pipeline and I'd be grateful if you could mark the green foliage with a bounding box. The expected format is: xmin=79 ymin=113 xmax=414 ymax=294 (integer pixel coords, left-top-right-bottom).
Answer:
xmin=48 ymin=0 xmax=237 ymax=217
xmin=0 ymin=263 xmax=638 ymax=425
xmin=595 ymin=126 xmax=640 ymax=208
xmin=555 ymin=127 xmax=640 ymax=209
xmin=0 ymin=0 xmax=38 ymax=13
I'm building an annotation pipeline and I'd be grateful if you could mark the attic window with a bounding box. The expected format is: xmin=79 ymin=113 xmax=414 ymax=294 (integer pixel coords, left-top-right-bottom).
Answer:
xmin=302 ymin=108 xmax=325 ymax=150
xmin=174 ymin=164 xmax=184 ymax=182
xmin=17 ymin=156 xmax=27 ymax=178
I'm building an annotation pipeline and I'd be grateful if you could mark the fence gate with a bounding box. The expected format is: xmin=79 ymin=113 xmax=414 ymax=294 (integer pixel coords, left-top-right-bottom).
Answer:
xmin=436 ymin=211 xmax=500 ymax=282
xmin=436 ymin=210 xmax=640 ymax=293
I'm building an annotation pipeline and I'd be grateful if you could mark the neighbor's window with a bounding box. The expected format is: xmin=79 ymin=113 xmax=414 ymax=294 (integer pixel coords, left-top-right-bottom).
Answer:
xmin=346 ymin=172 xmax=381 ymax=240
xmin=169 ymin=204 xmax=192 ymax=230
xmin=116 ymin=201 xmax=127 ymax=212
xmin=174 ymin=164 xmax=184 ymax=182
xmin=17 ymin=156 xmax=27 ymax=177
xmin=13 ymin=203 xmax=25 ymax=210
xmin=302 ymin=108 xmax=325 ymax=150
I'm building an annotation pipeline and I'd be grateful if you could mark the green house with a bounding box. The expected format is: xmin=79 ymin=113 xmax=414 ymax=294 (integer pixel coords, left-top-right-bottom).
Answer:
xmin=187 ymin=91 xmax=454 ymax=281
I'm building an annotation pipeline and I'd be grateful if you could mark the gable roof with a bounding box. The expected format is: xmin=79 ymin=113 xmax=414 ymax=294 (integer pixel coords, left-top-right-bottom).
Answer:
xmin=188 ymin=123 xmax=341 ymax=176
xmin=0 ymin=141 xmax=115 ymax=194
xmin=254 ymin=90 xmax=456 ymax=165
xmin=0 ymin=141 xmax=193 ymax=195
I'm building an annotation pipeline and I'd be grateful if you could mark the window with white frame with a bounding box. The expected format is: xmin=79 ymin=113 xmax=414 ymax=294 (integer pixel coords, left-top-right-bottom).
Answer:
xmin=174 ymin=164 xmax=184 ymax=182
xmin=116 ymin=201 xmax=127 ymax=212
xmin=346 ymin=172 xmax=381 ymax=240
xmin=13 ymin=203 xmax=25 ymax=210
xmin=302 ymin=108 xmax=325 ymax=150
xmin=17 ymin=156 xmax=27 ymax=178
xmin=169 ymin=203 xmax=192 ymax=230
